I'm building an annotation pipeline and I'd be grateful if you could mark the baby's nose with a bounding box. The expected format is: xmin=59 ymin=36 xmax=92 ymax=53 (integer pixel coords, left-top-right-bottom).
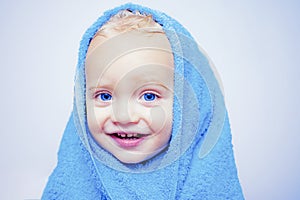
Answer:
xmin=111 ymin=99 xmax=139 ymax=124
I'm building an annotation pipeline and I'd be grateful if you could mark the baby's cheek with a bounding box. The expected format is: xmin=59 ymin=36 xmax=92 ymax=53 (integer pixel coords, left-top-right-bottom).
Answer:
xmin=149 ymin=106 xmax=172 ymax=134
xmin=86 ymin=105 xmax=107 ymax=134
xmin=86 ymin=106 xmax=97 ymax=132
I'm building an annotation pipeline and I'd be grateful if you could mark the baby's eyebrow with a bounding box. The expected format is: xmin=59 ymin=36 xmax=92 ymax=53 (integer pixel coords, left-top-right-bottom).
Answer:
xmin=138 ymin=82 xmax=172 ymax=91
xmin=87 ymin=87 xmax=96 ymax=92
xmin=87 ymin=86 xmax=100 ymax=91
xmin=87 ymin=82 xmax=172 ymax=93
xmin=86 ymin=87 xmax=110 ymax=97
xmin=87 ymin=83 xmax=114 ymax=91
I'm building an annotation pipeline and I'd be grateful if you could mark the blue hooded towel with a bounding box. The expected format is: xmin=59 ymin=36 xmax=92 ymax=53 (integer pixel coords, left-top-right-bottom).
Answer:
xmin=42 ymin=3 xmax=244 ymax=200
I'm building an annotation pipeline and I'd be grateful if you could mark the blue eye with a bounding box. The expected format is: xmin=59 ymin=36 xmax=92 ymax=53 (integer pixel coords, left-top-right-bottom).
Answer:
xmin=143 ymin=93 xmax=156 ymax=101
xmin=98 ymin=93 xmax=112 ymax=101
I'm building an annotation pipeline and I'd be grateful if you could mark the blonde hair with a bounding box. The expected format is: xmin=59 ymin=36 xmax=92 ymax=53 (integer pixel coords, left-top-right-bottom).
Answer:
xmin=95 ymin=10 xmax=164 ymax=37
xmin=87 ymin=10 xmax=165 ymax=56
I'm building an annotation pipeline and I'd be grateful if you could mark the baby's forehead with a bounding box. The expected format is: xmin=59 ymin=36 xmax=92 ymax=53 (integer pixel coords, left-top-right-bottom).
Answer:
xmin=86 ymin=33 xmax=173 ymax=75
xmin=87 ymin=30 xmax=172 ymax=57
xmin=86 ymin=30 xmax=173 ymax=62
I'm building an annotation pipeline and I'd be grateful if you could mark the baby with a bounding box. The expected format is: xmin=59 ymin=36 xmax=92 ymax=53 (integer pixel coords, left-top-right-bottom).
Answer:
xmin=85 ymin=10 xmax=174 ymax=164
xmin=42 ymin=4 xmax=244 ymax=200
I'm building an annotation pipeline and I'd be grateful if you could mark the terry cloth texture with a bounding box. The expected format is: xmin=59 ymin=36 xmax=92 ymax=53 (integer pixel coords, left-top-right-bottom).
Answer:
xmin=42 ymin=3 xmax=244 ymax=200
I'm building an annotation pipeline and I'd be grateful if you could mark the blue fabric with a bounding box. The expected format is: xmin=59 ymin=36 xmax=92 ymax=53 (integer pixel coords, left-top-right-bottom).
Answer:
xmin=42 ymin=3 xmax=244 ymax=200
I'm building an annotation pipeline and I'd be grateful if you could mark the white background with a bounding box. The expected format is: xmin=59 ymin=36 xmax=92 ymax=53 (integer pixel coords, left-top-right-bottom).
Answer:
xmin=1 ymin=0 xmax=299 ymax=199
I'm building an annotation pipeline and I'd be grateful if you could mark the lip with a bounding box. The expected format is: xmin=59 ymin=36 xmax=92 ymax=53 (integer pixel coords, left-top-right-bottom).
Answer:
xmin=109 ymin=133 xmax=147 ymax=148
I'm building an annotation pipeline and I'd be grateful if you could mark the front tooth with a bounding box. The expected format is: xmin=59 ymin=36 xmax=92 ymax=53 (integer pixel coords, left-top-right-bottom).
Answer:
xmin=133 ymin=133 xmax=138 ymax=137
xmin=127 ymin=133 xmax=133 ymax=137
xmin=120 ymin=133 xmax=126 ymax=137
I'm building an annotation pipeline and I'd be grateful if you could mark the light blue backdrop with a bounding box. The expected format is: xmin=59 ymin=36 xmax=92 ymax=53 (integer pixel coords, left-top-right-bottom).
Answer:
xmin=0 ymin=0 xmax=299 ymax=199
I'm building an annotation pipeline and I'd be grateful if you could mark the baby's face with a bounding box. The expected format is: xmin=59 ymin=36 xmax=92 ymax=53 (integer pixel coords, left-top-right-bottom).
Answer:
xmin=85 ymin=31 xmax=174 ymax=164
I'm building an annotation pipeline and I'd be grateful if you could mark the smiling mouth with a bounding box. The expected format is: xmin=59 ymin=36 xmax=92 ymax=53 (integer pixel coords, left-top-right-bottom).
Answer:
xmin=111 ymin=133 xmax=145 ymax=139
xmin=108 ymin=132 xmax=148 ymax=148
